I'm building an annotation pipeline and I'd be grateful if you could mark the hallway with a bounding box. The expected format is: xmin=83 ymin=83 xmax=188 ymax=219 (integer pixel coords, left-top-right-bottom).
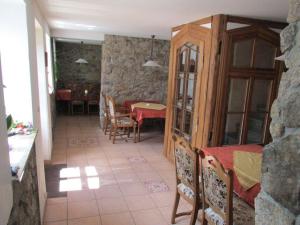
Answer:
xmin=44 ymin=116 xmax=195 ymax=225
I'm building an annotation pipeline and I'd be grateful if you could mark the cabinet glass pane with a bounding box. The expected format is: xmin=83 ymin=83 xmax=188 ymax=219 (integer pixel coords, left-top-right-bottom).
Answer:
xmin=250 ymin=79 xmax=272 ymax=112
xmin=247 ymin=112 xmax=266 ymax=143
xmin=254 ymin=39 xmax=276 ymax=69
xmin=227 ymin=78 xmax=248 ymax=112
xmin=184 ymin=111 xmax=192 ymax=135
xmin=176 ymin=73 xmax=184 ymax=108
xmin=174 ymin=108 xmax=182 ymax=130
xmin=223 ymin=114 xmax=244 ymax=145
xmin=186 ymin=73 xmax=195 ymax=110
xmin=232 ymin=39 xmax=254 ymax=68
xmin=179 ymin=50 xmax=187 ymax=72
xmin=189 ymin=45 xmax=198 ymax=73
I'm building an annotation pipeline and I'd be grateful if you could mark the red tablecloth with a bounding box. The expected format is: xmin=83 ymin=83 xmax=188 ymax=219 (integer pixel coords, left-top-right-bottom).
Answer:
xmin=123 ymin=100 xmax=166 ymax=126
xmin=201 ymin=144 xmax=263 ymax=207
xmin=56 ymin=89 xmax=72 ymax=101
xmin=134 ymin=107 xmax=166 ymax=126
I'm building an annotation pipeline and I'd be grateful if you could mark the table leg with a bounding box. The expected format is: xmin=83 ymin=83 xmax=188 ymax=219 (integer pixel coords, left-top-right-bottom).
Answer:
xmin=138 ymin=125 xmax=140 ymax=142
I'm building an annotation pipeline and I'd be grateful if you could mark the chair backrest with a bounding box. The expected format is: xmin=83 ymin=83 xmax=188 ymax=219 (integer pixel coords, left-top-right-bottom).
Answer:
xmin=107 ymin=96 xmax=116 ymax=123
xmin=172 ymin=134 xmax=200 ymax=197
xmin=200 ymin=151 xmax=233 ymax=224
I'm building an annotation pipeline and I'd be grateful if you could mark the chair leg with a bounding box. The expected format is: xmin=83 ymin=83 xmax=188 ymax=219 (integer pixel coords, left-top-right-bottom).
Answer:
xmin=138 ymin=125 xmax=140 ymax=142
xmin=171 ymin=192 xmax=180 ymax=224
xmin=189 ymin=200 xmax=199 ymax=225
xmin=133 ymin=124 xmax=136 ymax=143
xmin=112 ymin=127 xmax=117 ymax=144
xmin=109 ymin=125 xmax=112 ymax=140
xmin=127 ymin=127 xmax=130 ymax=138
xmin=103 ymin=118 xmax=108 ymax=135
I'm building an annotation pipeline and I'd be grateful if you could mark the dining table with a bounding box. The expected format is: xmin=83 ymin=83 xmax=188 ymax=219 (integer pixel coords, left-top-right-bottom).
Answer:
xmin=123 ymin=100 xmax=166 ymax=141
xmin=201 ymin=144 xmax=263 ymax=207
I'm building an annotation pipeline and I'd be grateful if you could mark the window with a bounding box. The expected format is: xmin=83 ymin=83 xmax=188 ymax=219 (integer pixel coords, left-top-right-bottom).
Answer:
xmin=0 ymin=0 xmax=33 ymax=123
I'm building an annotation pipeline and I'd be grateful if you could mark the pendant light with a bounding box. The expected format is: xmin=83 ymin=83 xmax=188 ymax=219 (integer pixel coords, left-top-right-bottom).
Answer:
xmin=143 ymin=35 xmax=161 ymax=67
xmin=75 ymin=41 xmax=88 ymax=64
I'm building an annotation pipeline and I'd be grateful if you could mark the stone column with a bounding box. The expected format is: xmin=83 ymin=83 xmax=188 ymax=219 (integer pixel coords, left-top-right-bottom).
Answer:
xmin=255 ymin=0 xmax=300 ymax=224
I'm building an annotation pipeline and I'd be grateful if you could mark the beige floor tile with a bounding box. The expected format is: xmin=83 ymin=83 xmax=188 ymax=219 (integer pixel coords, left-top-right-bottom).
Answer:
xmin=44 ymin=221 xmax=67 ymax=225
xmin=67 ymin=189 xmax=95 ymax=202
xmin=101 ymin=212 xmax=135 ymax=225
xmin=97 ymin=197 xmax=129 ymax=214
xmin=44 ymin=203 xmax=67 ymax=222
xmin=119 ymin=182 xmax=148 ymax=196
xmin=68 ymin=200 xmax=99 ymax=219
xmin=114 ymin=172 xmax=140 ymax=184
xmin=111 ymin=164 xmax=133 ymax=174
xmin=132 ymin=209 xmax=167 ymax=225
xmin=94 ymin=184 xmax=122 ymax=199
xmin=51 ymin=153 xmax=67 ymax=165
xmin=150 ymin=192 xmax=174 ymax=207
xmin=68 ymin=216 xmax=101 ymax=225
xmin=124 ymin=195 xmax=156 ymax=211
xmin=46 ymin=197 xmax=67 ymax=205
xmin=159 ymin=170 xmax=176 ymax=180
xmin=136 ymin=171 xmax=162 ymax=182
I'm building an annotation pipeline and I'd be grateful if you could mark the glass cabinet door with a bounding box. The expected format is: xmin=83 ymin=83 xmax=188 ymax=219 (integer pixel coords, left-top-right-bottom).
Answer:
xmin=222 ymin=33 xmax=279 ymax=145
xmin=172 ymin=43 xmax=199 ymax=141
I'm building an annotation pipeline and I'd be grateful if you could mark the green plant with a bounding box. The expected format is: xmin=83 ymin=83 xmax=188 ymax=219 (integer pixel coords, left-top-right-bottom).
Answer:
xmin=6 ymin=114 xmax=13 ymax=130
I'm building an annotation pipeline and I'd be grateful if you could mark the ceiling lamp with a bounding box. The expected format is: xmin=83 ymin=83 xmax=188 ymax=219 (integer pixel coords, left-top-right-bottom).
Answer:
xmin=143 ymin=35 xmax=161 ymax=67
xmin=75 ymin=41 xmax=88 ymax=64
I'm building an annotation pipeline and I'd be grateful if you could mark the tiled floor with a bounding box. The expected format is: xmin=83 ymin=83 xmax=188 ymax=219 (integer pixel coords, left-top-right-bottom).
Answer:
xmin=44 ymin=116 xmax=200 ymax=225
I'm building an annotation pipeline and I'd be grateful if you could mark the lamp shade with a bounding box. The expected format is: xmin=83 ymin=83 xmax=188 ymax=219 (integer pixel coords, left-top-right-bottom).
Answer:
xmin=143 ymin=60 xmax=161 ymax=67
xmin=75 ymin=58 xmax=88 ymax=64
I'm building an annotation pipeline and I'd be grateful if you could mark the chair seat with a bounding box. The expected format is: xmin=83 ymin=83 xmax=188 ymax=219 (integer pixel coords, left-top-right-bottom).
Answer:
xmin=205 ymin=207 xmax=225 ymax=225
xmin=177 ymin=183 xmax=194 ymax=199
xmin=205 ymin=195 xmax=255 ymax=225
xmin=116 ymin=117 xmax=133 ymax=126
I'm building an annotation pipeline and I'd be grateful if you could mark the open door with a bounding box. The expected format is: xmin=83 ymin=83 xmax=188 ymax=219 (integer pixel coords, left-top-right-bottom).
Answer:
xmin=164 ymin=23 xmax=211 ymax=161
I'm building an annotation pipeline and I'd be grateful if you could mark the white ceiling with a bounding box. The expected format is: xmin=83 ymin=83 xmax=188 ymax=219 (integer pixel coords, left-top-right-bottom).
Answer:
xmin=38 ymin=0 xmax=288 ymax=40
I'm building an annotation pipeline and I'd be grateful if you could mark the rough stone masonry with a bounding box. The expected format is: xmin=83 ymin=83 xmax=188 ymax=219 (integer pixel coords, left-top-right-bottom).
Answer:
xmin=255 ymin=0 xmax=300 ymax=224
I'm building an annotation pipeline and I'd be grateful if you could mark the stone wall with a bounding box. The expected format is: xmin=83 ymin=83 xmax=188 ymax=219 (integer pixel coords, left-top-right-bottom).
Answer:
xmin=255 ymin=0 xmax=300 ymax=224
xmin=100 ymin=34 xmax=170 ymax=116
xmin=55 ymin=41 xmax=101 ymax=87
xmin=7 ymin=146 xmax=41 ymax=225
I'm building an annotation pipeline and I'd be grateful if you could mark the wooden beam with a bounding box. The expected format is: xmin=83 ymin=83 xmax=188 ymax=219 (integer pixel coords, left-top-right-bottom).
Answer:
xmin=227 ymin=15 xmax=287 ymax=30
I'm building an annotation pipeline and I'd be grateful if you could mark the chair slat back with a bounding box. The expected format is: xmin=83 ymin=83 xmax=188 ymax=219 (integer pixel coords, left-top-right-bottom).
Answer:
xmin=172 ymin=134 xmax=199 ymax=195
xmin=200 ymin=152 xmax=233 ymax=224
xmin=107 ymin=96 xmax=116 ymax=123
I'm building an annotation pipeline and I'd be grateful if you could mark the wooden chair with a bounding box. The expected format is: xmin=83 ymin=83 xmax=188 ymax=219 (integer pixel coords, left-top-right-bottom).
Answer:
xmin=87 ymin=84 xmax=100 ymax=115
xmin=171 ymin=134 xmax=202 ymax=225
xmin=199 ymin=151 xmax=234 ymax=225
xmin=107 ymin=96 xmax=137 ymax=144
xmin=71 ymin=84 xmax=85 ymax=115
xmin=101 ymin=92 xmax=110 ymax=134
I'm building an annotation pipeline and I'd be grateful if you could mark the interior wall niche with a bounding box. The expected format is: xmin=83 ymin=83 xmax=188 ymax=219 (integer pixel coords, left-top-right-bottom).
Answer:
xmin=100 ymin=34 xmax=170 ymax=113
xmin=55 ymin=41 xmax=101 ymax=87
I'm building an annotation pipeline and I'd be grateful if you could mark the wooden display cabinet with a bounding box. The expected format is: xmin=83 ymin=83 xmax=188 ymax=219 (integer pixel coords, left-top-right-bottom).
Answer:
xmin=163 ymin=14 xmax=287 ymax=161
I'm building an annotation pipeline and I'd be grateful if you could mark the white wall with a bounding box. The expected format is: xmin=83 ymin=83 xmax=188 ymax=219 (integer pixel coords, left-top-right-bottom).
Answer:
xmin=0 ymin=56 xmax=13 ymax=225
xmin=35 ymin=20 xmax=53 ymax=161
xmin=25 ymin=0 xmax=52 ymax=221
